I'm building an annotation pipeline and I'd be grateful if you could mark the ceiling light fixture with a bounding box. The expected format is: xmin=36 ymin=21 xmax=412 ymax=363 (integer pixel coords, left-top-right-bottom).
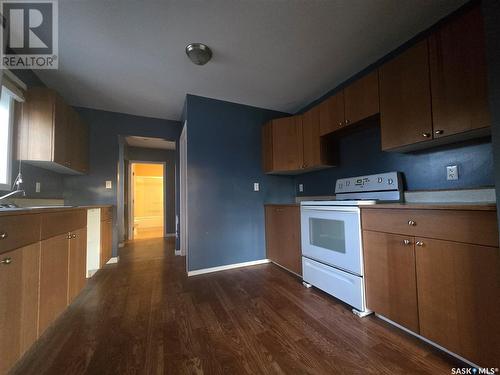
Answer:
xmin=185 ymin=43 xmax=212 ymax=65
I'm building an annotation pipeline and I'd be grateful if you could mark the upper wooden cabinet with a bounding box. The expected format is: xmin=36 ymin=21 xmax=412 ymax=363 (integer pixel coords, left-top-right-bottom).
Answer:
xmin=262 ymin=111 xmax=335 ymax=174
xmin=319 ymin=92 xmax=344 ymax=135
xmin=379 ymin=40 xmax=433 ymax=150
xmin=319 ymin=71 xmax=379 ymax=136
xmin=344 ymin=70 xmax=379 ymax=126
xmin=429 ymin=6 xmax=490 ymax=138
xmin=17 ymin=87 xmax=89 ymax=174
xmin=380 ymin=5 xmax=490 ymax=151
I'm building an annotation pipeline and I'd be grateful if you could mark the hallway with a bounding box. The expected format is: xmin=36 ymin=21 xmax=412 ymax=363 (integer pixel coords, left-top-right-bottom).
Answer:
xmin=11 ymin=238 xmax=461 ymax=374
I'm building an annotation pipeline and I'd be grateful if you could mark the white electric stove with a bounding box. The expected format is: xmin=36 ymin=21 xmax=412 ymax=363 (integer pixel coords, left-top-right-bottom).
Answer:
xmin=300 ymin=171 xmax=403 ymax=316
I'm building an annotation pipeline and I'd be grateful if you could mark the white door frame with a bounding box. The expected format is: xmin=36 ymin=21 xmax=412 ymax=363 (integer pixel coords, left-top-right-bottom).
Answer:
xmin=179 ymin=123 xmax=188 ymax=259
xmin=128 ymin=161 xmax=167 ymax=240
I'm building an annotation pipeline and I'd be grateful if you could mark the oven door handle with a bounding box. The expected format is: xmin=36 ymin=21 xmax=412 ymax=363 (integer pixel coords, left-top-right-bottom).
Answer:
xmin=301 ymin=207 xmax=359 ymax=213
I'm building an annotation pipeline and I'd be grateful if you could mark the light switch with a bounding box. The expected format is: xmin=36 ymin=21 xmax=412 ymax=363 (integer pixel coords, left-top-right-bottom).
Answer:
xmin=35 ymin=182 xmax=41 ymax=193
xmin=298 ymin=184 xmax=304 ymax=193
xmin=253 ymin=182 xmax=260 ymax=192
xmin=105 ymin=180 xmax=112 ymax=189
xmin=446 ymin=165 xmax=459 ymax=181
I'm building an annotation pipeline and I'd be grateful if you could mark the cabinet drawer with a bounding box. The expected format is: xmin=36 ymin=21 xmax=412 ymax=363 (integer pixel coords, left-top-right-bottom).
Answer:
xmin=361 ymin=209 xmax=498 ymax=247
xmin=0 ymin=214 xmax=41 ymax=254
xmin=41 ymin=210 xmax=87 ymax=240
xmin=100 ymin=207 xmax=112 ymax=222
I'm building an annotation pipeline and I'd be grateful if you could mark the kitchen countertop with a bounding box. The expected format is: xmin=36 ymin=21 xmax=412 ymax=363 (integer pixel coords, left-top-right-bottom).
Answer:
xmin=360 ymin=202 xmax=497 ymax=211
xmin=0 ymin=205 xmax=113 ymax=217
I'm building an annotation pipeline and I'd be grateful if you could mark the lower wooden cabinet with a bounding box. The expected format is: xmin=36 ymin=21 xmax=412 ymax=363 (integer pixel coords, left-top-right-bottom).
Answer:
xmin=0 ymin=243 xmax=41 ymax=375
xmin=415 ymin=238 xmax=500 ymax=366
xmin=100 ymin=219 xmax=113 ymax=266
xmin=265 ymin=205 xmax=301 ymax=275
xmin=39 ymin=233 xmax=70 ymax=333
xmin=362 ymin=207 xmax=500 ymax=367
xmin=363 ymin=231 xmax=419 ymax=332
xmin=68 ymin=228 xmax=88 ymax=303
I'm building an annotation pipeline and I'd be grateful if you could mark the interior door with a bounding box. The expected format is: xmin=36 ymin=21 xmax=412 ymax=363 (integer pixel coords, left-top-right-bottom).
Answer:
xmin=300 ymin=207 xmax=362 ymax=275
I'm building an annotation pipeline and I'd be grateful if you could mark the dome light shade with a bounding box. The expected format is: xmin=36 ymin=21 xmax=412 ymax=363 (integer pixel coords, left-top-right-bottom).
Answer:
xmin=185 ymin=43 xmax=212 ymax=65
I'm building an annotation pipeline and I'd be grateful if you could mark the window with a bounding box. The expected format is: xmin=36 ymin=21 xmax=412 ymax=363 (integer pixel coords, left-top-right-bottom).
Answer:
xmin=0 ymin=86 xmax=14 ymax=191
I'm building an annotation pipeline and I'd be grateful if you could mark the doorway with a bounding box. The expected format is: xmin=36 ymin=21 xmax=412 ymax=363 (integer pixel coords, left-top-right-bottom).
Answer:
xmin=129 ymin=162 xmax=165 ymax=240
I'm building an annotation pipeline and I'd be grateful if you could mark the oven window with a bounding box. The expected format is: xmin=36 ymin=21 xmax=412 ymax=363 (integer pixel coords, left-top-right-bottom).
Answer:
xmin=309 ymin=218 xmax=346 ymax=253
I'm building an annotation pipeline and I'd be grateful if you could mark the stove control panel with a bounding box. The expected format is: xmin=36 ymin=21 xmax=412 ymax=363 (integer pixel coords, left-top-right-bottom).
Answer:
xmin=335 ymin=172 xmax=402 ymax=194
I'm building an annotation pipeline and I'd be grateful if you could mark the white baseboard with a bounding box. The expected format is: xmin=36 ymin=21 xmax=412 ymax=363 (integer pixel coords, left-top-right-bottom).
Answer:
xmin=118 ymin=242 xmax=125 ymax=248
xmin=165 ymin=233 xmax=176 ymax=238
xmin=87 ymin=269 xmax=98 ymax=278
xmin=188 ymin=259 xmax=271 ymax=277
xmin=174 ymin=250 xmax=182 ymax=256
xmin=107 ymin=256 xmax=119 ymax=264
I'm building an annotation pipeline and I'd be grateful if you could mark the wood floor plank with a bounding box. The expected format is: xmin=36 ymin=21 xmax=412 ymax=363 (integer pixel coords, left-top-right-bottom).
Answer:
xmin=9 ymin=238 xmax=464 ymax=375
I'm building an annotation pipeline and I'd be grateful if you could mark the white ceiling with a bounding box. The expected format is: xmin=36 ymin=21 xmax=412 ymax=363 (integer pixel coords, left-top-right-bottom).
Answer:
xmin=35 ymin=0 xmax=467 ymax=121
xmin=125 ymin=136 xmax=176 ymax=150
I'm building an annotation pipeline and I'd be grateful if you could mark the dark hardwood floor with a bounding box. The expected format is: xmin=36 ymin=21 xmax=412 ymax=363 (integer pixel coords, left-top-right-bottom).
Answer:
xmin=11 ymin=238 xmax=462 ymax=374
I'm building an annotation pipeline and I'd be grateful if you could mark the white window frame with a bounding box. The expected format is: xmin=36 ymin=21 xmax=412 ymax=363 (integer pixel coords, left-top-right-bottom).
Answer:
xmin=0 ymin=87 xmax=15 ymax=191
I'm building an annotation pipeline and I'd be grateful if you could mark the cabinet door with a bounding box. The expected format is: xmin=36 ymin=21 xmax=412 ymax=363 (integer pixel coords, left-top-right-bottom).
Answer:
xmin=319 ymin=92 xmax=344 ymax=135
xmin=271 ymin=117 xmax=303 ymax=171
xmin=379 ymin=40 xmax=433 ymax=150
xmin=415 ymin=238 xmax=500 ymax=366
xmin=53 ymin=94 xmax=70 ymax=168
xmin=265 ymin=206 xmax=301 ymax=275
xmin=429 ymin=6 xmax=490 ymax=138
xmin=363 ymin=231 xmax=419 ymax=332
xmin=0 ymin=243 xmax=40 ymax=375
xmin=302 ymin=105 xmax=321 ymax=168
xmin=68 ymin=228 xmax=87 ymax=303
xmin=39 ymin=233 xmax=69 ymax=333
xmin=344 ymin=70 xmax=379 ymax=125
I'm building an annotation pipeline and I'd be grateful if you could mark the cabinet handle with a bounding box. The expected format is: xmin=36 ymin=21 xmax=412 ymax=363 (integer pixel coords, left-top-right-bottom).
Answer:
xmin=402 ymin=239 xmax=412 ymax=246
xmin=275 ymin=208 xmax=285 ymax=212
xmin=421 ymin=133 xmax=431 ymax=138
xmin=67 ymin=233 xmax=72 ymax=240
xmin=0 ymin=257 xmax=12 ymax=265
xmin=434 ymin=130 xmax=444 ymax=135
xmin=416 ymin=241 xmax=424 ymax=247
xmin=338 ymin=122 xmax=343 ymax=126
xmin=72 ymin=234 xmax=77 ymax=239
xmin=408 ymin=220 xmax=416 ymax=226
xmin=0 ymin=232 xmax=7 ymax=240
xmin=345 ymin=119 xmax=350 ymax=125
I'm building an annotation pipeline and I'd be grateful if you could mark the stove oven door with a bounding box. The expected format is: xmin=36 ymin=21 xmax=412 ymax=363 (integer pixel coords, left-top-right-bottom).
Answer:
xmin=300 ymin=206 xmax=363 ymax=276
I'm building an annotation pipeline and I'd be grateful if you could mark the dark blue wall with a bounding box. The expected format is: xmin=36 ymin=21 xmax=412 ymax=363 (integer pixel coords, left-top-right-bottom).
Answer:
xmin=295 ymin=126 xmax=494 ymax=196
xmin=185 ymin=94 xmax=295 ymax=271
xmin=63 ymin=107 xmax=181 ymax=256
xmin=124 ymin=146 xmax=176 ymax=234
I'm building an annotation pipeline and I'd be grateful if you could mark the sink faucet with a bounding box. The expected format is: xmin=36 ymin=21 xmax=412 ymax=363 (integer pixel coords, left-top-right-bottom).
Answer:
xmin=0 ymin=170 xmax=25 ymax=201
xmin=0 ymin=189 xmax=25 ymax=201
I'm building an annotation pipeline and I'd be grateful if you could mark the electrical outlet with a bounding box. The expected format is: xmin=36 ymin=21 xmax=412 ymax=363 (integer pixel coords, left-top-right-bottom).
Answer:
xmin=105 ymin=180 xmax=112 ymax=189
xmin=446 ymin=165 xmax=459 ymax=181
xmin=35 ymin=182 xmax=41 ymax=193
xmin=298 ymin=184 xmax=304 ymax=193
xmin=253 ymin=182 xmax=260 ymax=192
